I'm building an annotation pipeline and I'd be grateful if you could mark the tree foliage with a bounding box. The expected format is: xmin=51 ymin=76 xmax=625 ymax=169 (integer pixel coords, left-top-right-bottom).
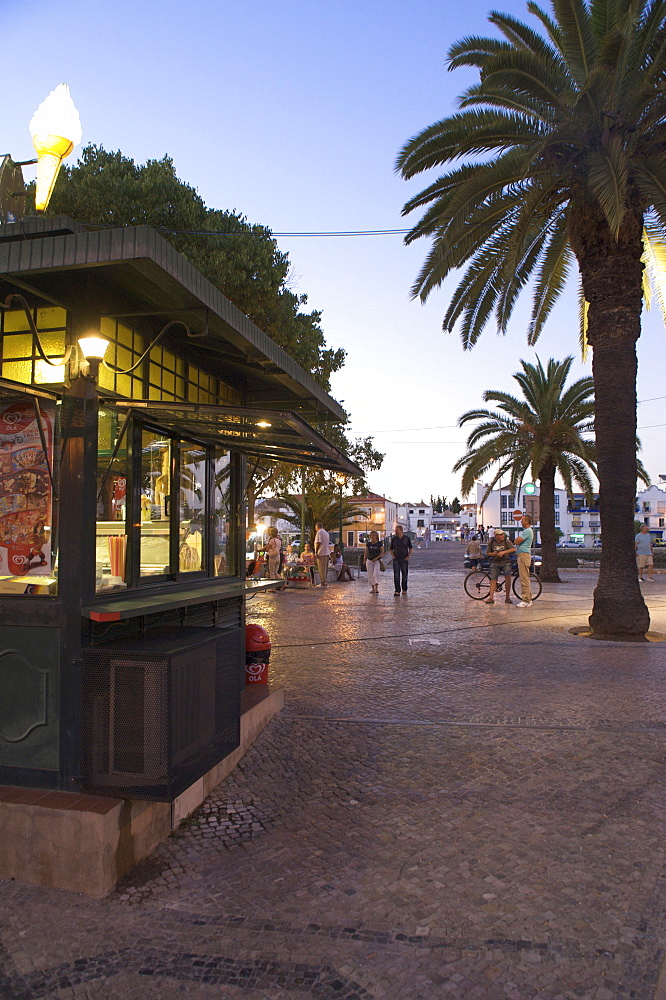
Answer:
xmin=430 ymin=494 xmax=448 ymax=512
xmin=45 ymin=145 xmax=346 ymax=390
xmin=259 ymin=493 xmax=370 ymax=546
xmin=43 ymin=146 xmax=385 ymax=514
xmin=397 ymin=0 xmax=666 ymax=635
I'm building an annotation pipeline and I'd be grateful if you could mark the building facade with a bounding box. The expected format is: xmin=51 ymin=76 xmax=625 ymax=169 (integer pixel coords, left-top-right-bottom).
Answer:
xmin=346 ymin=493 xmax=399 ymax=547
xmin=396 ymin=501 xmax=432 ymax=537
xmin=470 ymin=480 xmax=666 ymax=546
xmin=636 ymin=484 xmax=666 ymax=540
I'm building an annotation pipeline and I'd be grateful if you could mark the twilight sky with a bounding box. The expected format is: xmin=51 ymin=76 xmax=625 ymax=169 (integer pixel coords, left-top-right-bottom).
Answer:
xmin=3 ymin=0 xmax=665 ymax=503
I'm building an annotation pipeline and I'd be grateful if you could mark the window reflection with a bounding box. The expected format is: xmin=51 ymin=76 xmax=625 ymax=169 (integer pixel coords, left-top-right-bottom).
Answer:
xmin=140 ymin=432 xmax=171 ymax=577
xmin=214 ymin=449 xmax=231 ymax=576
xmin=179 ymin=441 xmax=206 ymax=573
xmin=95 ymin=417 xmax=236 ymax=592
xmin=96 ymin=408 xmax=127 ymax=592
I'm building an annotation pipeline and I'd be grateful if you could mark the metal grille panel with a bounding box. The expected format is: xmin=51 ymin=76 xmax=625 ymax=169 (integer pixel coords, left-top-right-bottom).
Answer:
xmin=81 ymin=626 xmax=241 ymax=800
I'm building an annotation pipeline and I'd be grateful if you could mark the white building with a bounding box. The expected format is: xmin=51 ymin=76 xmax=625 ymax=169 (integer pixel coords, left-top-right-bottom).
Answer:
xmin=470 ymin=482 xmax=588 ymax=544
xmin=396 ymin=501 xmax=433 ymax=537
xmin=636 ymin=483 xmax=666 ymax=540
xmin=430 ymin=508 xmax=463 ymax=539
xmin=459 ymin=503 xmax=478 ymax=537
xmin=470 ymin=479 xmax=666 ymax=545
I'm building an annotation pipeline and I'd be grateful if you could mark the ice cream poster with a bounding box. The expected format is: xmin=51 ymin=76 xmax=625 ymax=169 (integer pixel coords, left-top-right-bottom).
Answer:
xmin=0 ymin=400 xmax=54 ymax=578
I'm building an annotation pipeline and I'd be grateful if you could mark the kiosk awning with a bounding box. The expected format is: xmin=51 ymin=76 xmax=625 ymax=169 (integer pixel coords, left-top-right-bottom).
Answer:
xmin=109 ymin=400 xmax=364 ymax=477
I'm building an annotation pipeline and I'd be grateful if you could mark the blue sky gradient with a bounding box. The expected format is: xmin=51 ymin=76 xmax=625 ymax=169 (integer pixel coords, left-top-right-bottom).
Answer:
xmin=3 ymin=0 xmax=665 ymax=501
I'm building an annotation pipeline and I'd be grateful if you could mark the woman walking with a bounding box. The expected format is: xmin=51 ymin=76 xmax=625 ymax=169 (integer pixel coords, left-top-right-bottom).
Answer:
xmin=364 ymin=531 xmax=384 ymax=594
xmin=266 ymin=527 xmax=282 ymax=580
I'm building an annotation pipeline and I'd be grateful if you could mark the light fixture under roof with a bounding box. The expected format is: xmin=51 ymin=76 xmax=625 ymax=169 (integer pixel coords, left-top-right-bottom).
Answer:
xmin=77 ymin=335 xmax=110 ymax=360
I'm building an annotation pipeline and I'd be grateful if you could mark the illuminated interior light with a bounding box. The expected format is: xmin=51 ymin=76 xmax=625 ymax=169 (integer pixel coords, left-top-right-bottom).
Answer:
xmin=77 ymin=335 xmax=110 ymax=360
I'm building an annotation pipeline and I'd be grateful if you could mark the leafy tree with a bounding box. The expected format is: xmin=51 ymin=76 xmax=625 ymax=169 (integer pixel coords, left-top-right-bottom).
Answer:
xmin=454 ymin=357 xmax=598 ymax=580
xmin=450 ymin=497 xmax=462 ymax=514
xmin=45 ymin=145 xmax=345 ymax=389
xmin=397 ymin=0 xmax=666 ymax=637
xmin=246 ymin=433 xmax=384 ymax=528
xmin=43 ymin=146 xmax=383 ymax=525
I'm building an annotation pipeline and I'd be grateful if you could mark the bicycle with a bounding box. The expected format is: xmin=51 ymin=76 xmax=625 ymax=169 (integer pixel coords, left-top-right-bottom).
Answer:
xmin=464 ymin=560 xmax=542 ymax=602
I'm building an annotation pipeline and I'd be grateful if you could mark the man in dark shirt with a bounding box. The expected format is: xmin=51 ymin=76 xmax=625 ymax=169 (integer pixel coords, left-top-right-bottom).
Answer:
xmin=485 ymin=529 xmax=516 ymax=604
xmin=390 ymin=524 xmax=413 ymax=595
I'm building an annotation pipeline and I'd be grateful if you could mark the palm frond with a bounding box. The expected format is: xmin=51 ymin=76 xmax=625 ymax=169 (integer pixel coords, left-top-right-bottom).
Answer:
xmin=528 ymin=214 xmax=572 ymax=343
xmin=447 ymin=34 xmax=508 ymax=70
xmin=642 ymin=219 xmax=666 ymax=327
xmin=552 ymin=0 xmax=597 ymax=83
xmin=578 ymin=285 xmax=590 ymax=361
xmin=489 ymin=10 xmax=562 ymax=64
xmin=586 ymin=137 xmax=629 ymax=237
xmin=634 ymin=154 xmax=666 ymax=235
xmin=480 ymin=49 xmax=574 ymax=110
xmin=526 ymin=1 xmax=563 ymax=48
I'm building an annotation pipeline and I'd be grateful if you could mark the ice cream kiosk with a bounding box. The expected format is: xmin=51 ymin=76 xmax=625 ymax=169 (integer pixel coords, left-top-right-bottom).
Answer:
xmin=0 ymin=212 xmax=359 ymax=891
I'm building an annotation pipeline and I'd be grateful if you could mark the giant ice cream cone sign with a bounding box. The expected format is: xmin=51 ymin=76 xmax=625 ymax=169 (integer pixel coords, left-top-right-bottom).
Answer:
xmin=29 ymin=84 xmax=82 ymax=212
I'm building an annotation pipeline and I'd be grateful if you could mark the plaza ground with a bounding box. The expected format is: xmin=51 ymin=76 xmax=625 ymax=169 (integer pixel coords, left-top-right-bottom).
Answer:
xmin=1 ymin=543 xmax=666 ymax=999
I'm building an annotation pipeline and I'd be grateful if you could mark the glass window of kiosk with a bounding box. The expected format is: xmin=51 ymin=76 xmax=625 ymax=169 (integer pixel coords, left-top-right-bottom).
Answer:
xmin=178 ymin=440 xmax=206 ymax=574
xmin=96 ymin=411 xmax=234 ymax=592
xmin=213 ymin=447 xmax=231 ymax=577
xmin=140 ymin=430 xmax=172 ymax=579
xmin=96 ymin=408 xmax=130 ymax=592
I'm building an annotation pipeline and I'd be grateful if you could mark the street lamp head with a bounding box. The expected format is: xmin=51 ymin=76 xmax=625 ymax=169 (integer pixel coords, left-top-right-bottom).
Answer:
xmin=77 ymin=334 xmax=109 ymax=382
xmin=77 ymin=335 xmax=110 ymax=361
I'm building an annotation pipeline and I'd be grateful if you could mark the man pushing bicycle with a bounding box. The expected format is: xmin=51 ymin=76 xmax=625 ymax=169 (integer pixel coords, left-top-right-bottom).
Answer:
xmin=485 ymin=529 xmax=515 ymax=605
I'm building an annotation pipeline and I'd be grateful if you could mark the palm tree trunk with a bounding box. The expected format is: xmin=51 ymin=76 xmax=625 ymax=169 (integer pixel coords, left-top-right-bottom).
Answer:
xmin=538 ymin=463 xmax=561 ymax=582
xmin=570 ymin=204 xmax=649 ymax=638
xmin=589 ymin=331 xmax=649 ymax=636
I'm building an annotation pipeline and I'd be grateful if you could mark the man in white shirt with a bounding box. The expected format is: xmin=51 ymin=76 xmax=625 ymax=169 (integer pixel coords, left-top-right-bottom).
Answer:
xmin=314 ymin=521 xmax=331 ymax=587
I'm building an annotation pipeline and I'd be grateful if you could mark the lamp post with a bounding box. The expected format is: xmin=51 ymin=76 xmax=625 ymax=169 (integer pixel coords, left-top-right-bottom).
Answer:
xmin=335 ymin=473 xmax=345 ymax=552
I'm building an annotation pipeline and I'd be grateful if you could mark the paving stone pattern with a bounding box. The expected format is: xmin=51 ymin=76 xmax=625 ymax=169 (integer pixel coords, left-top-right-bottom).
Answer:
xmin=2 ymin=546 xmax=666 ymax=999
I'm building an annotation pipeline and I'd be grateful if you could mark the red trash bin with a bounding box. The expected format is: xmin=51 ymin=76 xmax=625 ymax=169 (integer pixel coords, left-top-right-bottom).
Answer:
xmin=245 ymin=624 xmax=271 ymax=684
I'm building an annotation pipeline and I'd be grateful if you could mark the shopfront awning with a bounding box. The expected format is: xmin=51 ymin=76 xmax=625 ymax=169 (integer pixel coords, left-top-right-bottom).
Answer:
xmin=109 ymin=400 xmax=364 ymax=477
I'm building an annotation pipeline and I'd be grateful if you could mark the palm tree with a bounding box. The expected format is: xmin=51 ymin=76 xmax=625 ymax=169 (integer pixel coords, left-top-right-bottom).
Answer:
xmin=259 ymin=492 xmax=369 ymax=545
xmin=455 ymin=357 xmax=597 ymax=581
xmin=396 ymin=0 xmax=666 ymax=638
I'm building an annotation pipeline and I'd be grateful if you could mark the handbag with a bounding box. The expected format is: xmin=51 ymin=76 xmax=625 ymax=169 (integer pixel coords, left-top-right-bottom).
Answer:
xmin=379 ymin=561 xmax=386 ymax=572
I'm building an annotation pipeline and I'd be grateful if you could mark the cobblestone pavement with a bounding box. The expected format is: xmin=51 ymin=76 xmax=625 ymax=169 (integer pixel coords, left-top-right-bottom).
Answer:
xmin=2 ymin=545 xmax=666 ymax=999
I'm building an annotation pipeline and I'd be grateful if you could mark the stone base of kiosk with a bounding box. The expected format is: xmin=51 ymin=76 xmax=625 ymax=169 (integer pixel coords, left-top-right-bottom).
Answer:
xmin=0 ymin=684 xmax=284 ymax=898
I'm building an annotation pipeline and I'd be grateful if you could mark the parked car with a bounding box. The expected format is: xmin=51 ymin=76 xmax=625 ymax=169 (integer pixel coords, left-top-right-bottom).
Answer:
xmin=558 ymin=540 xmax=585 ymax=547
